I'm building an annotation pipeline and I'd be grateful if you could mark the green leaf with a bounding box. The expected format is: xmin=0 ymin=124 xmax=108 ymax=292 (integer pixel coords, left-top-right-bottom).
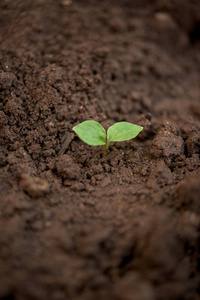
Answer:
xmin=73 ymin=120 xmax=106 ymax=146
xmin=107 ymin=122 xmax=143 ymax=143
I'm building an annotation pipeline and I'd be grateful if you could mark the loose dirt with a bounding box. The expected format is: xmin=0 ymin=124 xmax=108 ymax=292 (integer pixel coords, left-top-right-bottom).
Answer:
xmin=0 ymin=0 xmax=200 ymax=299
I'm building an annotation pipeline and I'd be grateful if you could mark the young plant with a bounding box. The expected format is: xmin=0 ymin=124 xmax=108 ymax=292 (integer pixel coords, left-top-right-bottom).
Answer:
xmin=73 ymin=120 xmax=143 ymax=156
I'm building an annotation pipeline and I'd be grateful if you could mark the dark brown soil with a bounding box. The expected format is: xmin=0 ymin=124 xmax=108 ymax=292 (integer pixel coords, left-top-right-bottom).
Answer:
xmin=0 ymin=1 xmax=200 ymax=299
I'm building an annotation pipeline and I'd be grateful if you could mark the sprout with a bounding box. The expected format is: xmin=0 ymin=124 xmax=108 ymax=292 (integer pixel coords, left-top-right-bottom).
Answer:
xmin=73 ymin=120 xmax=143 ymax=156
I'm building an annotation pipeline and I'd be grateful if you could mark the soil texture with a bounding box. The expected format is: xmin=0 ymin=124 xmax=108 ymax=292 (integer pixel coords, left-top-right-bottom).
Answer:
xmin=0 ymin=0 xmax=200 ymax=299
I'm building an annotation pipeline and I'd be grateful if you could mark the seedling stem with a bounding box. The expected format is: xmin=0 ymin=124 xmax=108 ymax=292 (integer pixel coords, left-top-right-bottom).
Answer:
xmin=103 ymin=139 xmax=109 ymax=157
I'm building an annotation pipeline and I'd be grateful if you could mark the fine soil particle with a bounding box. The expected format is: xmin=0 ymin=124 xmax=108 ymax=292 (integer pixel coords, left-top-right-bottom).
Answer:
xmin=0 ymin=0 xmax=200 ymax=300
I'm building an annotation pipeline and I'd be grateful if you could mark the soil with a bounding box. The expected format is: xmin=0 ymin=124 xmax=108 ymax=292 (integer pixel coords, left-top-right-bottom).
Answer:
xmin=0 ymin=0 xmax=200 ymax=299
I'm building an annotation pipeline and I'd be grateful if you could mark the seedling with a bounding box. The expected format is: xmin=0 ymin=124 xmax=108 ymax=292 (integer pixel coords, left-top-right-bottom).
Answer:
xmin=73 ymin=120 xmax=143 ymax=156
